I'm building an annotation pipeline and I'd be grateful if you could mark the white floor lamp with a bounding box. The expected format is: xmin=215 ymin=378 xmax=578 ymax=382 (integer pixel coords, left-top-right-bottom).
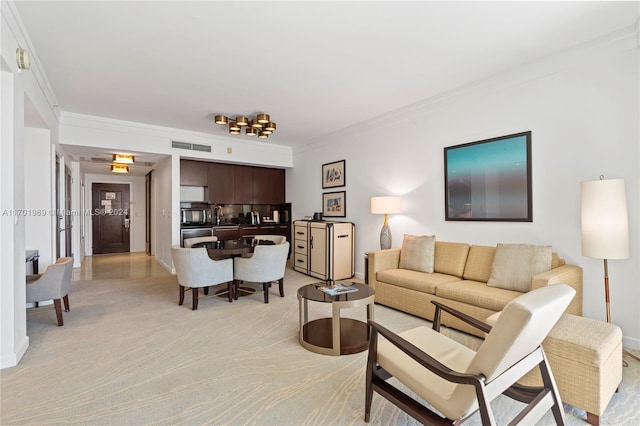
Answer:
xmin=581 ymin=176 xmax=639 ymax=362
xmin=371 ymin=196 xmax=402 ymax=250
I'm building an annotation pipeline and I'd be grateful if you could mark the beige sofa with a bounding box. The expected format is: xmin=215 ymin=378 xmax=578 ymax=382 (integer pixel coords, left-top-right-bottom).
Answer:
xmin=367 ymin=241 xmax=583 ymax=337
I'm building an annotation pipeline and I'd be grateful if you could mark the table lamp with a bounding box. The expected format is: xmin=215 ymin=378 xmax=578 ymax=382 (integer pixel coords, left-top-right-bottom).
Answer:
xmin=371 ymin=196 xmax=402 ymax=250
xmin=581 ymin=176 xmax=638 ymax=361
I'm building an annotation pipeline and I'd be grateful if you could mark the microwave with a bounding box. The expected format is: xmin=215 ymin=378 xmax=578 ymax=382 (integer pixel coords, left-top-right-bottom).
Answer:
xmin=181 ymin=208 xmax=211 ymax=225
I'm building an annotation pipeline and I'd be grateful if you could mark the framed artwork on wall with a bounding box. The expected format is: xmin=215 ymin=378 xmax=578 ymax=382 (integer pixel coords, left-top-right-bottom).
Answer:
xmin=323 ymin=191 xmax=346 ymax=217
xmin=322 ymin=160 xmax=346 ymax=189
xmin=444 ymin=131 xmax=532 ymax=222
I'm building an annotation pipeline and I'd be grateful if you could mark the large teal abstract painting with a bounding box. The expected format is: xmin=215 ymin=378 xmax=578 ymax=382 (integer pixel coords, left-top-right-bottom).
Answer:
xmin=444 ymin=131 xmax=532 ymax=221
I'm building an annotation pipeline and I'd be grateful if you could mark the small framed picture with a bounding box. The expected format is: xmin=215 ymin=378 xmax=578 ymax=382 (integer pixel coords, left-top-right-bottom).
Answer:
xmin=323 ymin=191 xmax=346 ymax=217
xmin=322 ymin=160 xmax=346 ymax=189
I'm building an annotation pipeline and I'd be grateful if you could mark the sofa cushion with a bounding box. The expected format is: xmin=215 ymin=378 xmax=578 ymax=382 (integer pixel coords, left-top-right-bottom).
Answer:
xmin=435 ymin=280 xmax=522 ymax=312
xmin=399 ymin=234 xmax=436 ymax=273
xmin=376 ymin=269 xmax=461 ymax=294
xmin=434 ymin=242 xmax=470 ymax=277
xmin=463 ymin=245 xmax=496 ymax=283
xmin=487 ymin=244 xmax=552 ymax=292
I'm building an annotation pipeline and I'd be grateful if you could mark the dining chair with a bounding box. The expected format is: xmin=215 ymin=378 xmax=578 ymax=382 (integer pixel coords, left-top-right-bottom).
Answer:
xmin=184 ymin=236 xmax=218 ymax=248
xmin=26 ymin=257 xmax=74 ymax=326
xmin=233 ymin=242 xmax=290 ymax=303
xmin=254 ymin=235 xmax=286 ymax=245
xmin=171 ymin=246 xmax=234 ymax=309
xmin=364 ymin=283 xmax=575 ymax=425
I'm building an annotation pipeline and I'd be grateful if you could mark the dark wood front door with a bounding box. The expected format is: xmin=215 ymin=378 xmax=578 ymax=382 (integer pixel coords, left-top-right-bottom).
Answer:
xmin=92 ymin=183 xmax=131 ymax=254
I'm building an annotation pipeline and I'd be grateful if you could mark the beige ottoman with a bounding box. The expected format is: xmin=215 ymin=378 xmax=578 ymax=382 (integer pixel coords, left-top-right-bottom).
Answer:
xmin=519 ymin=314 xmax=622 ymax=426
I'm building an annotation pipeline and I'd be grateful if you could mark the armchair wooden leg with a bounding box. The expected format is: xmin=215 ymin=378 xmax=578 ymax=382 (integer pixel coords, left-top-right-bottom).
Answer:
xmin=364 ymin=327 xmax=378 ymax=422
xmin=63 ymin=294 xmax=70 ymax=312
xmin=587 ymin=412 xmax=600 ymax=426
xmin=203 ymin=287 xmax=209 ymax=295
xmin=53 ymin=298 xmax=64 ymax=326
xmin=179 ymin=285 xmax=185 ymax=305
xmin=192 ymin=287 xmax=198 ymax=310
xmin=278 ymin=278 xmax=284 ymax=297
xmin=263 ymin=282 xmax=269 ymax=303
xmin=227 ymin=282 xmax=233 ymax=303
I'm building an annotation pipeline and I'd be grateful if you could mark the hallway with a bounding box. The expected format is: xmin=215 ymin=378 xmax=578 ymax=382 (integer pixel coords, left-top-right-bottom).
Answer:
xmin=72 ymin=252 xmax=171 ymax=281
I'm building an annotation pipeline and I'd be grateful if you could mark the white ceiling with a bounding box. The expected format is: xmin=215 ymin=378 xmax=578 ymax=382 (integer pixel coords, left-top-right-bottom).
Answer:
xmin=14 ymin=1 xmax=639 ymax=175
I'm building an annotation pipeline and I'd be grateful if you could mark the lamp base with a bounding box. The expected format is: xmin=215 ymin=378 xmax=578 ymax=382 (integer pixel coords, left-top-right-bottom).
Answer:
xmin=380 ymin=224 xmax=392 ymax=250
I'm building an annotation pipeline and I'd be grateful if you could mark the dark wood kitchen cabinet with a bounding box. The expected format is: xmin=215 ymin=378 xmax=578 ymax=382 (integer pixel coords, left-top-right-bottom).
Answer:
xmin=182 ymin=159 xmax=285 ymax=204
xmin=253 ymin=167 xmax=285 ymax=204
xmin=180 ymin=160 xmax=208 ymax=186
xmin=208 ymin=163 xmax=235 ymax=204
xmin=233 ymin=166 xmax=254 ymax=203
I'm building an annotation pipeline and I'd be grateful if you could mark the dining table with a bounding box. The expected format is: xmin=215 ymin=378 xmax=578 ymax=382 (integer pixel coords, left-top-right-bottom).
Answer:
xmin=191 ymin=238 xmax=275 ymax=260
xmin=191 ymin=238 xmax=276 ymax=298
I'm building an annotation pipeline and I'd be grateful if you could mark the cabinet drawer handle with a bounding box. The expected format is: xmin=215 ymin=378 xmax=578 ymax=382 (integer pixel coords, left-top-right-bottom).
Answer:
xmin=297 ymin=245 xmax=304 ymax=249
xmin=296 ymin=259 xmax=304 ymax=263
xmin=296 ymin=231 xmax=304 ymax=235
xmin=337 ymin=234 xmax=349 ymax=238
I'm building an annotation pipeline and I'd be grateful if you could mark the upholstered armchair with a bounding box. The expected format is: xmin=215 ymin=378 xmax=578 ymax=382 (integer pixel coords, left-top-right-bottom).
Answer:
xmin=184 ymin=236 xmax=218 ymax=248
xmin=365 ymin=284 xmax=575 ymax=425
xmin=233 ymin=242 xmax=290 ymax=303
xmin=26 ymin=257 xmax=74 ymax=326
xmin=170 ymin=246 xmax=234 ymax=309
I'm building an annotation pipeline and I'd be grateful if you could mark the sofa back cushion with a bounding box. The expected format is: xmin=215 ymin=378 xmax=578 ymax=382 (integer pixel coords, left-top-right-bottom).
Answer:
xmin=463 ymin=245 xmax=496 ymax=282
xmin=434 ymin=241 xmax=470 ymax=278
xmin=399 ymin=234 xmax=436 ymax=273
xmin=487 ymin=244 xmax=553 ymax=292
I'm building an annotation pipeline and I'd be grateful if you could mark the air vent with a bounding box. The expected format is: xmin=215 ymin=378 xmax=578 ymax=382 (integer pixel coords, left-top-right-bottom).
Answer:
xmin=172 ymin=141 xmax=192 ymax=150
xmin=192 ymin=143 xmax=211 ymax=152
xmin=171 ymin=141 xmax=212 ymax=153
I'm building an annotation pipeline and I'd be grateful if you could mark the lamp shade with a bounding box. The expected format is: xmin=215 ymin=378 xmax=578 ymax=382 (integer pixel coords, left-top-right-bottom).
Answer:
xmin=581 ymin=178 xmax=629 ymax=259
xmin=371 ymin=196 xmax=402 ymax=214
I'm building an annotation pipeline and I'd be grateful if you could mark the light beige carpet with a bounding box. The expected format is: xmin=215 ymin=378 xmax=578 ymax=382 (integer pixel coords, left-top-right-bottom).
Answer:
xmin=2 ymin=266 xmax=639 ymax=425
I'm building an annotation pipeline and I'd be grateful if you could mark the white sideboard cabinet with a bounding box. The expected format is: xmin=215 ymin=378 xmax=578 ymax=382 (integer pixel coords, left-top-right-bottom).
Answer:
xmin=293 ymin=220 xmax=355 ymax=281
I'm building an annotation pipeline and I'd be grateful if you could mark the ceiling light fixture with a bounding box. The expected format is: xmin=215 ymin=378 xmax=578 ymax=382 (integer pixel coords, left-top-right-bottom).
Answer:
xmin=111 ymin=164 xmax=129 ymax=174
xmin=112 ymin=154 xmax=135 ymax=164
xmin=214 ymin=113 xmax=276 ymax=139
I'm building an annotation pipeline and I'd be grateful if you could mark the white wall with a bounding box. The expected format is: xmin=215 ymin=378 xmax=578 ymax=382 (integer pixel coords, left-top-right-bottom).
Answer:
xmin=24 ymin=127 xmax=54 ymax=270
xmin=1 ymin=1 xmax=61 ymax=368
xmin=153 ymin=156 xmax=175 ymax=271
xmin=290 ymin=27 xmax=640 ymax=350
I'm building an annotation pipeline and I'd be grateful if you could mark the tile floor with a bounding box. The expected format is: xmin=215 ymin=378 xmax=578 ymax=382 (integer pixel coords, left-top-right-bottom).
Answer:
xmin=73 ymin=252 xmax=171 ymax=281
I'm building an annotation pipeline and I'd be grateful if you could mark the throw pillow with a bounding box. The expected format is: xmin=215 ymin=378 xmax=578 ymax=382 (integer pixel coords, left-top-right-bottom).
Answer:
xmin=399 ymin=234 xmax=436 ymax=273
xmin=487 ymin=244 xmax=552 ymax=292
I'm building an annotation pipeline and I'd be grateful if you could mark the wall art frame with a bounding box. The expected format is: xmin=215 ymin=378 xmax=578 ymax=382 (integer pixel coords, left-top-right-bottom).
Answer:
xmin=322 ymin=160 xmax=346 ymax=189
xmin=322 ymin=191 xmax=346 ymax=217
xmin=444 ymin=131 xmax=532 ymax=222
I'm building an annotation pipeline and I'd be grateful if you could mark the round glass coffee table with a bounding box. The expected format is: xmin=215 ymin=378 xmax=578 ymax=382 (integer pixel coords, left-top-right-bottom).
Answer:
xmin=297 ymin=282 xmax=375 ymax=356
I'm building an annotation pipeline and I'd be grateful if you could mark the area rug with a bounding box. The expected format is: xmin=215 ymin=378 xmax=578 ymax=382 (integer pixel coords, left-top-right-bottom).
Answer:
xmin=2 ymin=268 xmax=639 ymax=425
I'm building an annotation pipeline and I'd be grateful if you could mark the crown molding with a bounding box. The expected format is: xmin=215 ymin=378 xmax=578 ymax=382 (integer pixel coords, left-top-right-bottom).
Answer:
xmin=295 ymin=22 xmax=640 ymax=155
xmin=2 ymin=1 xmax=60 ymax=122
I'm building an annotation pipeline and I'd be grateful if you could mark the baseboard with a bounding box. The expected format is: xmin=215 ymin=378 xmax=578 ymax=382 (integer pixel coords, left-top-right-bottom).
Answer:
xmin=157 ymin=257 xmax=174 ymax=274
xmin=1 ymin=335 xmax=29 ymax=369
xmin=623 ymin=335 xmax=640 ymax=352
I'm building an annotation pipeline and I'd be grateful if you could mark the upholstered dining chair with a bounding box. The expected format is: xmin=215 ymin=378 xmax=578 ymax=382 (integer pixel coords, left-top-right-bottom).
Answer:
xmin=233 ymin=241 xmax=290 ymax=303
xmin=364 ymin=283 xmax=575 ymax=426
xmin=183 ymin=236 xmax=218 ymax=248
xmin=26 ymin=257 xmax=74 ymax=326
xmin=254 ymin=235 xmax=286 ymax=245
xmin=170 ymin=246 xmax=234 ymax=310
